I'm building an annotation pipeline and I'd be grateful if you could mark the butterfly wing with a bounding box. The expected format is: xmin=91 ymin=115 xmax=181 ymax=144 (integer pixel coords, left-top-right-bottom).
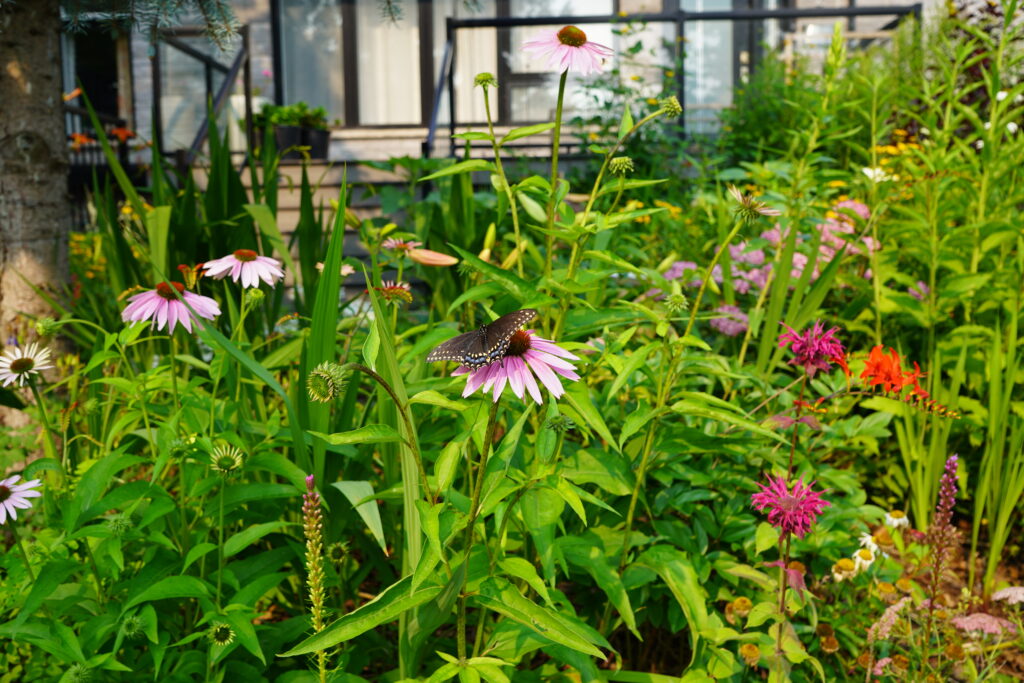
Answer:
xmin=426 ymin=309 xmax=538 ymax=369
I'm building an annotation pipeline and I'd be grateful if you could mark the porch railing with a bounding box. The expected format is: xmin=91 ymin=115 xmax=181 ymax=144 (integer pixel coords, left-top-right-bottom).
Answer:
xmin=423 ymin=4 xmax=922 ymax=158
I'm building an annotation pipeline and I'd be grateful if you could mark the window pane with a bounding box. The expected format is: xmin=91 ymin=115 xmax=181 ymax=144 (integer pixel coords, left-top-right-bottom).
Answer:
xmin=355 ymin=0 xmax=421 ymax=125
xmin=279 ymin=0 xmax=345 ymax=121
xmin=681 ymin=0 xmax=734 ymax=134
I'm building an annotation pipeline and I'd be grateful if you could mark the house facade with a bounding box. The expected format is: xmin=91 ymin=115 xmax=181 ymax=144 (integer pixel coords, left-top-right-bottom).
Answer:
xmin=62 ymin=0 xmax=934 ymax=162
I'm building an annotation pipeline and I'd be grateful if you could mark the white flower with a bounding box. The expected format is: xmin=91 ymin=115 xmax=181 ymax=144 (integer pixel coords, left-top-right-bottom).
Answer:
xmin=832 ymin=558 xmax=857 ymax=582
xmin=996 ymin=90 xmax=1008 ymax=102
xmin=975 ymin=140 xmax=985 ymax=150
xmin=984 ymin=121 xmax=991 ymax=130
xmin=859 ymin=532 xmax=879 ymax=554
xmin=862 ymin=167 xmax=895 ymax=183
xmin=853 ymin=548 xmax=876 ymax=573
xmin=920 ymin=127 xmax=931 ymax=137
xmin=885 ymin=510 xmax=909 ymax=528
xmin=0 ymin=475 xmax=43 ymax=524
xmin=0 ymin=343 xmax=54 ymax=387
xmin=1008 ymin=122 xmax=1019 ymax=135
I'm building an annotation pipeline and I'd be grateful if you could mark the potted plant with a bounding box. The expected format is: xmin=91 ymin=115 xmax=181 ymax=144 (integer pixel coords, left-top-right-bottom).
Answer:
xmin=298 ymin=105 xmax=329 ymax=159
xmin=252 ymin=102 xmax=331 ymax=160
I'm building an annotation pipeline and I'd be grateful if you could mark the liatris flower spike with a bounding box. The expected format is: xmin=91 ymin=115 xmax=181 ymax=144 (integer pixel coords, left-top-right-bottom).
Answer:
xmin=751 ymin=475 xmax=830 ymax=538
xmin=121 ymin=282 xmax=221 ymax=334
xmin=522 ymin=25 xmax=613 ymax=76
xmin=778 ymin=320 xmax=845 ymax=377
xmin=0 ymin=343 xmax=53 ymax=387
xmin=0 ymin=475 xmax=42 ymax=524
xmin=204 ymin=249 xmax=285 ymax=288
xmin=303 ymin=475 xmax=327 ymax=635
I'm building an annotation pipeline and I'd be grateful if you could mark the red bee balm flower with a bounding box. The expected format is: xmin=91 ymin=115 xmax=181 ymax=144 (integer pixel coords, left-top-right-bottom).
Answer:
xmin=778 ymin=321 xmax=845 ymax=377
xmin=751 ymin=475 xmax=830 ymax=538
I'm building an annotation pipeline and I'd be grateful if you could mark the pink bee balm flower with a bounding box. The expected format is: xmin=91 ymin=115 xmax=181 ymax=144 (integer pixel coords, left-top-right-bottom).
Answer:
xmin=121 ymin=282 xmax=221 ymax=334
xmin=778 ymin=320 xmax=845 ymax=377
xmin=751 ymin=475 xmax=830 ymax=538
xmin=0 ymin=475 xmax=42 ymax=524
xmin=382 ymin=238 xmax=423 ymax=252
xmin=203 ymin=249 xmax=284 ymax=288
xmin=453 ymin=329 xmax=580 ymax=404
xmin=522 ymin=25 xmax=613 ymax=76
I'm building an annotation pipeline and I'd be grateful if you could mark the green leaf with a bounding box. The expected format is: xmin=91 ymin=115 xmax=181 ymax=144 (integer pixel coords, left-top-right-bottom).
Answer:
xmin=144 ymin=207 xmax=171 ymax=283
xmin=634 ymin=546 xmax=708 ymax=666
xmin=475 ymin=578 xmax=606 ymax=658
xmin=280 ymin=577 xmax=441 ymax=656
xmin=500 ymin=122 xmax=555 ymax=145
xmin=617 ymin=102 xmax=634 ymax=140
xmin=223 ymin=522 xmax=289 ymax=558
xmin=224 ymin=609 xmax=266 ymax=664
xmin=419 ymin=159 xmax=495 ymax=182
xmin=448 ymin=245 xmax=555 ymax=307
xmin=499 ymin=557 xmax=552 ymax=605
xmin=125 ymin=576 xmax=210 ymax=610
xmin=183 ymin=543 xmax=217 ymax=573
xmin=332 ymin=480 xmax=388 ymax=554
xmin=746 ymin=601 xmax=778 ymax=628
xmin=755 ymin=522 xmax=780 ymax=555
xmin=410 ymin=390 xmax=470 ymax=412
xmin=310 ymin=424 xmax=403 ymax=446
xmin=564 ymin=382 xmax=620 ymax=452
xmin=671 ymin=400 xmax=788 ymax=444
xmin=561 ymin=538 xmax=639 ymax=638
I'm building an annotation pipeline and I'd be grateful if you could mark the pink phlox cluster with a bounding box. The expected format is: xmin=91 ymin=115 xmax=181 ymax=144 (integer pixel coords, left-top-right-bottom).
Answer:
xmin=867 ymin=597 xmax=911 ymax=643
xmin=710 ymin=305 xmax=748 ymax=337
xmin=951 ymin=612 xmax=1018 ymax=636
xmin=993 ymin=586 xmax=1024 ymax=605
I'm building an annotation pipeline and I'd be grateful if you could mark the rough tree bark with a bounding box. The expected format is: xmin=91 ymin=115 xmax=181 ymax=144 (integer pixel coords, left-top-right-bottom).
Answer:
xmin=0 ymin=0 xmax=69 ymax=343
xmin=0 ymin=0 xmax=69 ymax=428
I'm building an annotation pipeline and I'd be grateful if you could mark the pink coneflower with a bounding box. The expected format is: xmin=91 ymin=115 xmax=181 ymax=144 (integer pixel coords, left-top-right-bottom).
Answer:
xmin=522 ymin=25 xmax=613 ymax=76
xmin=751 ymin=475 xmax=830 ymax=538
xmin=121 ymin=282 xmax=221 ymax=334
xmin=203 ymin=249 xmax=285 ymax=288
xmin=778 ymin=320 xmax=845 ymax=377
xmin=453 ymin=329 xmax=580 ymax=404
xmin=0 ymin=343 xmax=53 ymax=387
xmin=0 ymin=475 xmax=42 ymax=524
xmin=382 ymin=238 xmax=423 ymax=253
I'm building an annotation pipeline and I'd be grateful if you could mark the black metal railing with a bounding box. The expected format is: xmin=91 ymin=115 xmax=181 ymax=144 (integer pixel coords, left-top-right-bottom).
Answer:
xmin=423 ymin=4 xmax=922 ymax=158
xmin=152 ymin=24 xmax=253 ymax=170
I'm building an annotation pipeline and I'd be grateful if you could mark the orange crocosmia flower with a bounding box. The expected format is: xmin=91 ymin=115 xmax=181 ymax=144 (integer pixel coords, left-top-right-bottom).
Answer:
xmin=831 ymin=351 xmax=851 ymax=378
xmin=69 ymin=132 xmax=96 ymax=151
xmin=861 ymin=345 xmax=912 ymax=393
xmin=63 ymin=87 xmax=82 ymax=102
xmin=110 ymin=127 xmax=135 ymax=143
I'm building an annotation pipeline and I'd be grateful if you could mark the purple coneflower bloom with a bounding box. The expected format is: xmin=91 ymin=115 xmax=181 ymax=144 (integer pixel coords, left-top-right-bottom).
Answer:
xmin=453 ymin=329 xmax=580 ymax=404
xmin=710 ymin=305 xmax=748 ymax=337
xmin=522 ymin=25 xmax=613 ymax=76
xmin=0 ymin=475 xmax=42 ymax=524
xmin=751 ymin=475 xmax=830 ymax=538
xmin=0 ymin=343 xmax=53 ymax=387
xmin=778 ymin=320 xmax=845 ymax=377
xmin=204 ymin=249 xmax=285 ymax=288
xmin=382 ymin=238 xmax=423 ymax=252
xmin=121 ymin=282 xmax=221 ymax=334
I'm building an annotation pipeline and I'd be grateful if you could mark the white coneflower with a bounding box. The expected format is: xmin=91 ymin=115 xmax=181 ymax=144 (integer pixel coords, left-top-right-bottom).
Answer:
xmin=832 ymin=558 xmax=856 ymax=582
xmin=859 ymin=532 xmax=879 ymax=554
xmin=885 ymin=510 xmax=909 ymax=529
xmin=853 ymin=548 xmax=876 ymax=573
xmin=0 ymin=343 xmax=53 ymax=387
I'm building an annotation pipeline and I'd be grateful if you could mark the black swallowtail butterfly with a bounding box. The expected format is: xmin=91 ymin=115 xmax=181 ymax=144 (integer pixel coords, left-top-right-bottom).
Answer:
xmin=426 ymin=309 xmax=538 ymax=370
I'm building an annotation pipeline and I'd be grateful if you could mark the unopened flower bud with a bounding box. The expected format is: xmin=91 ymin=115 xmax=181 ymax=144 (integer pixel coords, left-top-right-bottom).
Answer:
xmin=307 ymin=361 xmax=348 ymax=403
xmin=660 ymin=95 xmax=682 ymax=118
xmin=609 ymin=156 xmax=634 ymax=176
xmin=475 ymin=72 xmax=498 ymax=88
xmin=35 ymin=317 xmax=59 ymax=338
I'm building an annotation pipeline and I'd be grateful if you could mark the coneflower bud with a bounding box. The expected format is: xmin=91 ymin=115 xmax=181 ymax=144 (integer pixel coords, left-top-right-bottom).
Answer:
xmin=208 ymin=622 xmax=236 ymax=646
xmin=303 ymin=475 xmax=326 ymax=635
xmin=609 ymin=156 xmax=634 ymax=176
xmin=307 ymin=361 xmax=348 ymax=403
xmin=34 ymin=317 xmax=60 ymax=339
xmin=474 ymin=72 xmax=498 ymax=88
xmin=659 ymin=95 xmax=682 ymax=118
xmin=544 ymin=415 xmax=576 ymax=433
xmin=210 ymin=443 xmax=244 ymax=475
xmin=121 ymin=614 xmax=145 ymax=640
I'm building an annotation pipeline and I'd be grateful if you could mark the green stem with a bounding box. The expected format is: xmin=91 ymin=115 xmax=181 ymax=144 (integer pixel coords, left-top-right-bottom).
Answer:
xmin=169 ymin=332 xmax=181 ymax=414
xmin=344 ymin=364 xmax=435 ymax=504
xmin=483 ymin=85 xmax=525 ymax=276
xmin=683 ymin=219 xmax=745 ymax=340
xmin=12 ymin=519 xmax=35 ymax=583
xmin=27 ymin=380 xmax=60 ymax=471
xmin=543 ymin=71 xmax=569 ymax=280
xmin=216 ymin=477 xmax=226 ymax=609
xmin=458 ymin=399 xmax=501 ymax=661
xmin=775 ymin=534 xmax=792 ymax=677
xmin=787 ymin=376 xmax=807 ymax=478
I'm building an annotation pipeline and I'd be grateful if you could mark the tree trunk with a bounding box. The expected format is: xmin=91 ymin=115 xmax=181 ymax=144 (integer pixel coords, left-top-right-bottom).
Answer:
xmin=0 ymin=0 xmax=69 ymax=342
xmin=0 ymin=0 xmax=69 ymax=429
